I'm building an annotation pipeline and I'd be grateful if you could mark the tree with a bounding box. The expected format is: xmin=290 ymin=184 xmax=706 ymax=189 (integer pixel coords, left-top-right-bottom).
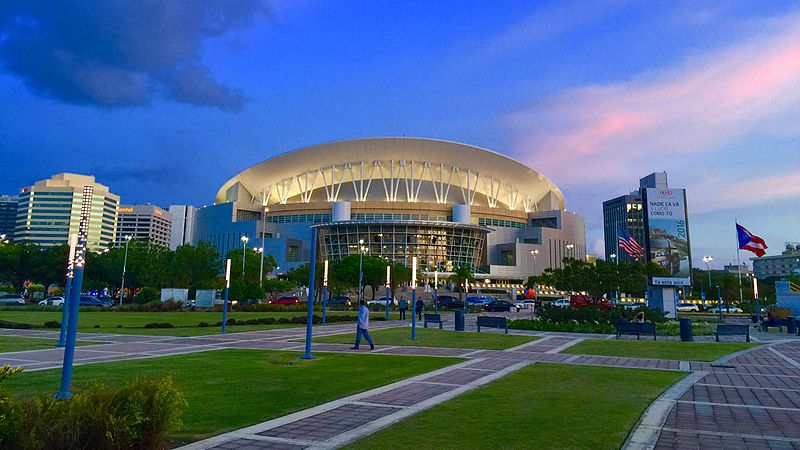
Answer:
xmin=448 ymin=265 xmax=475 ymax=301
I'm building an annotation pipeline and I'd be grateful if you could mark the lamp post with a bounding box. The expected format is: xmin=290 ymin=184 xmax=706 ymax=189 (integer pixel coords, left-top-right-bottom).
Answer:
xmin=753 ymin=276 xmax=760 ymax=322
xmin=358 ymin=239 xmax=365 ymax=303
xmin=717 ymin=285 xmax=722 ymax=321
xmin=566 ymin=243 xmax=574 ymax=261
xmin=240 ymin=235 xmax=249 ymax=281
xmin=385 ymin=264 xmax=391 ymax=321
xmin=530 ymin=249 xmax=539 ymax=304
xmin=222 ymin=259 xmax=231 ymax=333
xmin=434 ymin=270 xmax=439 ymax=315
xmin=702 ymin=256 xmax=713 ymax=304
xmin=301 ymin=228 xmax=318 ymax=360
xmin=119 ymin=235 xmax=132 ymax=306
xmin=260 ymin=207 xmax=267 ymax=285
xmin=57 ymin=234 xmax=77 ymax=347
xmin=322 ymin=259 xmax=328 ymax=325
xmin=411 ymin=256 xmax=417 ymax=340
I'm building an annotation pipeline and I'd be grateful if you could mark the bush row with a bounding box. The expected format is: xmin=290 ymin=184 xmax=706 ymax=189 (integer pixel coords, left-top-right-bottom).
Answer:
xmin=509 ymin=318 xmax=717 ymax=336
xmin=0 ymin=366 xmax=186 ymax=449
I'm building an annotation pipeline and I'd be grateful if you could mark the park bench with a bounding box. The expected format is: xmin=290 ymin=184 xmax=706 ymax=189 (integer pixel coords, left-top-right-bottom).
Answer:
xmin=476 ymin=316 xmax=508 ymax=334
xmin=424 ymin=313 xmax=444 ymax=329
xmin=716 ymin=324 xmax=750 ymax=342
xmin=615 ymin=322 xmax=656 ymax=340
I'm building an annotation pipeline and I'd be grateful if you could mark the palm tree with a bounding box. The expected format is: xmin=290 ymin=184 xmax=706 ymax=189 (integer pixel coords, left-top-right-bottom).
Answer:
xmin=448 ymin=265 xmax=475 ymax=302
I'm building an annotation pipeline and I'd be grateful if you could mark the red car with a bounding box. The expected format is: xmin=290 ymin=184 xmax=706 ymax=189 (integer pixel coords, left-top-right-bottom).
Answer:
xmin=570 ymin=295 xmax=613 ymax=309
xmin=271 ymin=295 xmax=300 ymax=305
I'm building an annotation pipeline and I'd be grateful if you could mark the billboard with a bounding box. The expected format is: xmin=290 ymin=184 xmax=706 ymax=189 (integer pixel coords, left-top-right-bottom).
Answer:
xmin=643 ymin=188 xmax=692 ymax=286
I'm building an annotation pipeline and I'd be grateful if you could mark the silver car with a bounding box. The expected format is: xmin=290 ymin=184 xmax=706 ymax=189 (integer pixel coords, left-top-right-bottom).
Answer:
xmin=0 ymin=293 xmax=26 ymax=305
xmin=39 ymin=296 xmax=66 ymax=306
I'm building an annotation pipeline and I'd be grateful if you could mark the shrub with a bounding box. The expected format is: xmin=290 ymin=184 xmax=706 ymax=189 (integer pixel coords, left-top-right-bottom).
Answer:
xmin=278 ymin=318 xmax=291 ymax=324
xmin=133 ymin=287 xmax=159 ymax=305
xmin=197 ymin=322 xmax=210 ymax=328
xmin=0 ymin=320 xmax=33 ymax=330
xmin=42 ymin=321 xmax=61 ymax=329
xmin=3 ymin=372 xmax=186 ymax=450
xmin=143 ymin=322 xmax=175 ymax=329
xmin=237 ymin=303 xmax=317 ymax=313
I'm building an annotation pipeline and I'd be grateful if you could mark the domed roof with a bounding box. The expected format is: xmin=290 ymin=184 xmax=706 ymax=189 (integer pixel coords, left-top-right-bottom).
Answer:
xmin=216 ymin=137 xmax=564 ymax=212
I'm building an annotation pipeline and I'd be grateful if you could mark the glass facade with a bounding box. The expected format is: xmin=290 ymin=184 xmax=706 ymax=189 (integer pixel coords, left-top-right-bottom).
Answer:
xmin=602 ymin=194 xmax=644 ymax=263
xmin=316 ymin=220 xmax=489 ymax=271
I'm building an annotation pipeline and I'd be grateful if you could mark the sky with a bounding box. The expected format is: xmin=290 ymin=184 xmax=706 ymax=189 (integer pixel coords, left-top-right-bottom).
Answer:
xmin=1 ymin=0 xmax=798 ymax=269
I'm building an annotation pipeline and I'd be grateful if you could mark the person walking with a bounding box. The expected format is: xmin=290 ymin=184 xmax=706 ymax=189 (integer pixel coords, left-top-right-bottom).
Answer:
xmin=416 ymin=297 xmax=424 ymax=321
xmin=398 ymin=295 xmax=408 ymax=321
xmin=351 ymin=300 xmax=374 ymax=350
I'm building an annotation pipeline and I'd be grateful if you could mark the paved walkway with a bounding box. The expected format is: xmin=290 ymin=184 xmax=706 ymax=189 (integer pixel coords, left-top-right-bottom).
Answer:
xmin=3 ymin=320 xmax=800 ymax=449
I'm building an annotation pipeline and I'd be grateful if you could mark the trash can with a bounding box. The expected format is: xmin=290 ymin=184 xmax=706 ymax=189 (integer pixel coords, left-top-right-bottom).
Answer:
xmin=787 ymin=317 xmax=797 ymax=335
xmin=455 ymin=310 xmax=465 ymax=332
xmin=679 ymin=318 xmax=693 ymax=342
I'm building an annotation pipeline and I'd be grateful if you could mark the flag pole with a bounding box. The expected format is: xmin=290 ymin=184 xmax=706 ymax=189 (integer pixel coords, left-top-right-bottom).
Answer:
xmin=735 ymin=220 xmax=743 ymax=305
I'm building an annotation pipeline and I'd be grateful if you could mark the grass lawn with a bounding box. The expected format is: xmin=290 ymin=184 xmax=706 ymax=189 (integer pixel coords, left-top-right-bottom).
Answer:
xmin=313 ymin=327 xmax=538 ymax=350
xmin=348 ymin=363 xmax=685 ymax=450
xmin=0 ymin=335 xmax=98 ymax=353
xmin=3 ymin=349 xmax=460 ymax=445
xmin=0 ymin=310 xmax=363 ymax=336
xmin=564 ymin=339 xmax=758 ymax=361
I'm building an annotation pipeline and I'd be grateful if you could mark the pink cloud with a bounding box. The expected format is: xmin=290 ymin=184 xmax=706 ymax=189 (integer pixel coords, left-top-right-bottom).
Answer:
xmin=504 ymin=14 xmax=800 ymax=195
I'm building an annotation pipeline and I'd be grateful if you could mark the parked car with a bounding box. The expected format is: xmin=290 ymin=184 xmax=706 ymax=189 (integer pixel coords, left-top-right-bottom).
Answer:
xmin=552 ymin=298 xmax=571 ymax=308
xmin=515 ymin=300 xmax=536 ymax=309
xmin=79 ymin=295 xmax=111 ymax=307
xmin=570 ymin=295 xmax=613 ymax=309
xmin=483 ymin=300 xmax=518 ymax=312
xmin=466 ymin=296 xmax=493 ymax=306
xmin=624 ymin=302 xmax=647 ymax=310
xmin=707 ymin=305 xmax=743 ymax=313
xmin=367 ymin=296 xmax=396 ymax=306
xmin=326 ymin=295 xmax=351 ymax=307
xmin=437 ymin=295 xmax=465 ymax=309
xmin=39 ymin=296 xmax=66 ymax=306
xmin=0 ymin=293 xmax=26 ymax=305
xmin=271 ymin=295 xmax=300 ymax=305
xmin=676 ymin=302 xmax=700 ymax=312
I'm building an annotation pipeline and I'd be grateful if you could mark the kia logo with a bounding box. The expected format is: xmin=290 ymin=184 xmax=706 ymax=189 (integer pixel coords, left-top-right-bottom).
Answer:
xmin=659 ymin=189 xmax=672 ymax=196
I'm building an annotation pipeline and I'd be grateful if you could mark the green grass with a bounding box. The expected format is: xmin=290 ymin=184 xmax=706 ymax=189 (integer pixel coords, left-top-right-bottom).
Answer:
xmin=348 ymin=364 xmax=685 ymax=450
xmin=0 ymin=335 xmax=98 ymax=352
xmin=313 ymin=327 xmax=538 ymax=350
xmin=0 ymin=310 xmax=361 ymax=336
xmin=564 ymin=339 xmax=759 ymax=361
xmin=3 ymin=349 xmax=461 ymax=445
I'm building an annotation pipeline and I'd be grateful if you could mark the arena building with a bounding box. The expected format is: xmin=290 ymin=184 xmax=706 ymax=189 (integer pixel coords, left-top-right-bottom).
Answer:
xmin=194 ymin=137 xmax=586 ymax=284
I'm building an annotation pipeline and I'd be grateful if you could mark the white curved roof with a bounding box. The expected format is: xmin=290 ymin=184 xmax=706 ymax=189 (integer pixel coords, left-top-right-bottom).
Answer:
xmin=216 ymin=137 xmax=564 ymax=212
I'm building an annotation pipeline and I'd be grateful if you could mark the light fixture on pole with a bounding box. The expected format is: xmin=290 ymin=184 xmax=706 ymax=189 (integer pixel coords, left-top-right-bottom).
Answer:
xmin=385 ymin=264 xmax=391 ymax=320
xmin=240 ymin=235 xmax=249 ymax=281
xmin=411 ymin=256 xmax=417 ymax=340
xmin=566 ymin=243 xmax=574 ymax=261
xmin=753 ymin=276 xmax=760 ymax=321
xmin=702 ymin=256 xmax=713 ymax=301
xmin=322 ymin=259 xmax=329 ymax=326
xmin=119 ymin=235 xmax=132 ymax=306
xmin=56 ymin=233 xmax=78 ymax=347
xmin=530 ymin=249 xmax=539 ymax=274
xmin=222 ymin=258 xmax=231 ymax=333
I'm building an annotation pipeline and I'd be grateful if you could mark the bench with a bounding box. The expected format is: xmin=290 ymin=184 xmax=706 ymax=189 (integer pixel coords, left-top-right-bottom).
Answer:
xmin=424 ymin=313 xmax=444 ymax=329
xmin=759 ymin=318 xmax=788 ymax=332
xmin=477 ymin=316 xmax=508 ymax=334
xmin=615 ymin=322 xmax=656 ymax=340
xmin=716 ymin=324 xmax=750 ymax=342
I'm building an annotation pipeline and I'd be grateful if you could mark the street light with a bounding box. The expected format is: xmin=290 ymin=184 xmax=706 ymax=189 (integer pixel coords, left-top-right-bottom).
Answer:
xmin=530 ymin=249 xmax=539 ymax=274
xmin=566 ymin=243 xmax=574 ymax=261
xmin=610 ymin=253 xmax=617 ymax=264
xmin=240 ymin=235 xmax=249 ymax=281
xmin=119 ymin=235 xmax=132 ymax=306
xmin=702 ymin=256 xmax=713 ymax=307
xmin=358 ymin=239 xmax=365 ymax=303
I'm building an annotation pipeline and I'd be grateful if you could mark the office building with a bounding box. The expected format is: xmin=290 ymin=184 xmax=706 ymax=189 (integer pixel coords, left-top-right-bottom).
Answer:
xmin=115 ymin=204 xmax=173 ymax=248
xmin=753 ymin=243 xmax=800 ymax=279
xmin=14 ymin=173 xmax=119 ymax=250
xmin=602 ymin=193 xmax=643 ymax=264
xmin=168 ymin=205 xmax=197 ymax=250
xmin=194 ymin=137 xmax=587 ymax=282
xmin=0 ymin=195 xmax=18 ymax=241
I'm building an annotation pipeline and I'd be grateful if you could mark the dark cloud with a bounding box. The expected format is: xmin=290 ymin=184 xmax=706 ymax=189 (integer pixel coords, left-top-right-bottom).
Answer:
xmin=0 ymin=0 xmax=268 ymax=110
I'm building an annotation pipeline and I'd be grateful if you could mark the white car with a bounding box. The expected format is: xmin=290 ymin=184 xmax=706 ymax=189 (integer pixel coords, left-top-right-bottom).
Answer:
xmin=624 ymin=302 xmax=647 ymax=310
xmin=515 ymin=300 xmax=536 ymax=309
xmin=367 ymin=296 xmax=396 ymax=306
xmin=39 ymin=296 xmax=66 ymax=306
xmin=707 ymin=305 xmax=743 ymax=313
xmin=552 ymin=298 xmax=571 ymax=308
xmin=676 ymin=303 xmax=699 ymax=312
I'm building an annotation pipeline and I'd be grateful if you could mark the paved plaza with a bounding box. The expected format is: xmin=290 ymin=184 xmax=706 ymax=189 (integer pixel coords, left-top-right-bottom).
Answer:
xmin=2 ymin=319 xmax=799 ymax=449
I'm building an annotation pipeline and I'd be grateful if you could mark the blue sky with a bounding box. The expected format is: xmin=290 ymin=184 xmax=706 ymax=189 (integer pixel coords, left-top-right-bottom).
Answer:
xmin=1 ymin=0 xmax=799 ymax=268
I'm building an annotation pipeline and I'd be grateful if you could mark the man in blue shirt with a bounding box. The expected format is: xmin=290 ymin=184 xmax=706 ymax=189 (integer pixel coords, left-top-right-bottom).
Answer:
xmin=351 ymin=299 xmax=375 ymax=350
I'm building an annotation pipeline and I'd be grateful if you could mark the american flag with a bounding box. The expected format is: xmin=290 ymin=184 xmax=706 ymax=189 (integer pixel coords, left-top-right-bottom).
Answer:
xmin=618 ymin=227 xmax=644 ymax=258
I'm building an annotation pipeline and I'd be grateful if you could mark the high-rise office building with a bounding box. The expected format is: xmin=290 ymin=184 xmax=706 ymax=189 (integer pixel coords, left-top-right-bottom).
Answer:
xmin=602 ymin=172 xmax=668 ymax=263
xmin=0 ymin=195 xmax=18 ymax=241
xmin=115 ymin=204 xmax=173 ymax=248
xmin=168 ymin=205 xmax=197 ymax=250
xmin=14 ymin=173 xmax=119 ymax=250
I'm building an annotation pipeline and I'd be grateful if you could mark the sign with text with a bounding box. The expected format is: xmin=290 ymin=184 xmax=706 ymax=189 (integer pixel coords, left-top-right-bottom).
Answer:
xmin=643 ymin=188 xmax=692 ymax=286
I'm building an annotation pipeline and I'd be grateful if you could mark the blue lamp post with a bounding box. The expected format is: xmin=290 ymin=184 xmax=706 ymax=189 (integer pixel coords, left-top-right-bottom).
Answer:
xmin=434 ymin=270 xmax=439 ymax=315
xmin=56 ymin=233 xmax=77 ymax=347
xmin=302 ymin=228 xmax=318 ymax=360
xmin=717 ymin=285 xmax=722 ymax=321
xmin=221 ymin=258 xmax=231 ymax=333
xmin=322 ymin=259 xmax=328 ymax=326
xmin=411 ymin=256 xmax=417 ymax=341
xmin=55 ymin=185 xmax=92 ymax=399
xmin=385 ymin=264 xmax=391 ymax=321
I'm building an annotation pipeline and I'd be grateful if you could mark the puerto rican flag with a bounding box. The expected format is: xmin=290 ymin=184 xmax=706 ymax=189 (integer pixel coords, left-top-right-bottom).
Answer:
xmin=736 ymin=223 xmax=768 ymax=257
